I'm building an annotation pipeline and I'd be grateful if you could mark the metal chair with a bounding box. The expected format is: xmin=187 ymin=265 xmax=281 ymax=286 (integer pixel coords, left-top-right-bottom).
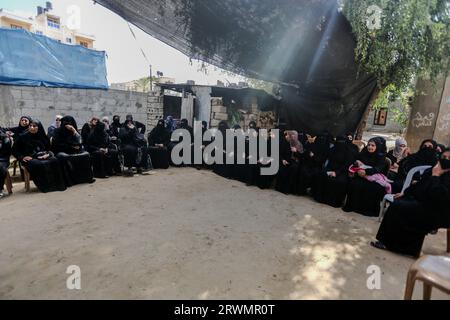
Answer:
xmin=404 ymin=255 xmax=450 ymax=300
xmin=378 ymin=165 xmax=432 ymax=221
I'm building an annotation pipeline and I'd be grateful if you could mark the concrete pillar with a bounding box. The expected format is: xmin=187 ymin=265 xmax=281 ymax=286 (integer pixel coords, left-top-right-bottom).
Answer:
xmin=181 ymin=93 xmax=194 ymax=126
xmin=192 ymin=86 xmax=212 ymax=126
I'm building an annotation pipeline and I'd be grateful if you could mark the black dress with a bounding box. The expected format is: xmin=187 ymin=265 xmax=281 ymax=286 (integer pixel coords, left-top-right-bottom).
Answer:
xmin=247 ymin=134 xmax=276 ymax=189
xmin=52 ymin=116 xmax=94 ymax=186
xmin=213 ymin=123 xmax=231 ymax=178
xmin=297 ymin=134 xmax=331 ymax=195
xmin=392 ymin=147 xmax=438 ymax=193
xmin=13 ymin=122 xmax=66 ymax=193
xmin=0 ymin=130 xmax=12 ymax=193
xmin=312 ymin=139 xmax=358 ymax=208
xmin=119 ymin=124 xmax=150 ymax=170
xmin=376 ymin=169 xmax=450 ymax=257
xmin=343 ymin=140 xmax=389 ymax=217
xmin=84 ymin=122 xmax=121 ymax=178
xmin=147 ymin=121 xmax=170 ymax=169
xmin=276 ymin=138 xmax=301 ymax=194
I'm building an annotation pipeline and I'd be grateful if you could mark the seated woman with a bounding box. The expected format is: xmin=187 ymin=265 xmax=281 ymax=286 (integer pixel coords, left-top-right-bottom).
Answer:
xmin=52 ymin=116 xmax=94 ymax=186
xmin=84 ymin=121 xmax=121 ymax=178
xmin=311 ymin=135 xmax=358 ymax=208
xmin=247 ymin=128 xmax=277 ymax=189
xmin=119 ymin=119 xmax=149 ymax=176
xmin=213 ymin=121 xmax=231 ymax=178
xmin=391 ymin=139 xmax=438 ymax=193
xmin=343 ymin=137 xmax=390 ymax=217
xmin=372 ymin=149 xmax=450 ymax=257
xmin=12 ymin=120 xmax=66 ymax=193
xmin=0 ymin=129 xmax=13 ymax=198
xmin=297 ymin=132 xmax=331 ymax=195
xmin=4 ymin=116 xmax=31 ymax=137
xmin=147 ymin=119 xmax=171 ymax=169
xmin=386 ymin=137 xmax=410 ymax=180
xmin=275 ymin=130 xmax=303 ymax=194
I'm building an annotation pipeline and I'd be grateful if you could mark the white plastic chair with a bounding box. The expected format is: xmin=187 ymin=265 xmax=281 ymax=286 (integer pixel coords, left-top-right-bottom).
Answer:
xmin=378 ymin=165 xmax=432 ymax=222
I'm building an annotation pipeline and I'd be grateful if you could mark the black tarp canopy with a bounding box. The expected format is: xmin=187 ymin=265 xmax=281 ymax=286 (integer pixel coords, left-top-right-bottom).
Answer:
xmin=96 ymin=0 xmax=377 ymax=135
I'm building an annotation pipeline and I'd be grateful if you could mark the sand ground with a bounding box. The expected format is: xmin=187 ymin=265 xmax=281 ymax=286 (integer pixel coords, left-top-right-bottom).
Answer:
xmin=0 ymin=167 xmax=448 ymax=300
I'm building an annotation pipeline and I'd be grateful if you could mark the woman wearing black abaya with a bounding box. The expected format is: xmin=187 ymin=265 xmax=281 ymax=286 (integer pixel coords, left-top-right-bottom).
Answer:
xmin=311 ymin=135 xmax=358 ymax=208
xmin=13 ymin=120 xmax=66 ymax=193
xmin=372 ymin=149 xmax=450 ymax=257
xmin=391 ymin=139 xmax=438 ymax=193
xmin=297 ymin=132 xmax=331 ymax=195
xmin=247 ymin=128 xmax=277 ymax=189
xmin=343 ymin=137 xmax=389 ymax=217
xmin=0 ymin=129 xmax=13 ymax=197
xmin=275 ymin=130 xmax=302 ymax=194
xmin=213 ymin=121 xmax=231 ymax=178
xmin=5 ymin=116 xmax=31 ymax=137
xmin=52 ymin=116 xmax=94 ymax=186
xmin=84 ymin=121 xmax=121 ymax=178
xmin=148 ymin=119 xmax=171 ymax=169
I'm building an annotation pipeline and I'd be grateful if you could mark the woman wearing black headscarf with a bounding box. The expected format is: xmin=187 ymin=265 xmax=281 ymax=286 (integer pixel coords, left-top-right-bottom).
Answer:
xmin=0 ymin=129 xmax=13 ymax=197
xmin=13 ymin=119 xmax=66 ymax=193
xmin=213 ymin=121 xmax=231 ymax=178
xmin=275 ymin=130 xmax=303 ymax=194
xmin=5 ymin=116 xmax=31 ymax=137
xmin=392 ymin=139 xmax=438 ymax=193
xmin=297 ymin=131 xmax=332 ymax=195
xmin=148 ymin=119 xmax=171 ymax=169
xmin=343 ymin=137 xmax=389 ymax=217
xmin=372 ymin=149 xmax=450 ymax=257
xmin=84 ymin=121 xmax=121 ymax=178
xmin=52 ymin=116 xmax=94 ymax=186
xmin=311 ymin=135 xmax=358 ymax=208
xmin=247 ymin=128 xmax=277 ymax=189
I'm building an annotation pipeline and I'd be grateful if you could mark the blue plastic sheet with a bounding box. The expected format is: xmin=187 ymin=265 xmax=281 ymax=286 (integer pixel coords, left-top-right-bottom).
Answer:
xmin=0 ymin=28 xmax=108 ymax=89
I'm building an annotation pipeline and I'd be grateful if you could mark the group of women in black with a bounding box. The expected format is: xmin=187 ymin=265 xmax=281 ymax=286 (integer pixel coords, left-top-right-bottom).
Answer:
xmin=0 ymin=114 xmax=154 ymax=194
xmin=2 ymin=115 xmax=449 ymax=258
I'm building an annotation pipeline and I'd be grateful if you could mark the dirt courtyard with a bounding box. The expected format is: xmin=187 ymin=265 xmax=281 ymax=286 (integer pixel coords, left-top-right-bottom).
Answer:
xmin=0 ymin=167 xmax=448 ymax=300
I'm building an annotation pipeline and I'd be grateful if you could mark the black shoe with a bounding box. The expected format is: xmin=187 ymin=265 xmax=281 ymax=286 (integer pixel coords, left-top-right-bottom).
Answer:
xmin=370 ymin=241 xmax=387 ymax=251
xmin=123 ymin=169 xmax=134 ymax=177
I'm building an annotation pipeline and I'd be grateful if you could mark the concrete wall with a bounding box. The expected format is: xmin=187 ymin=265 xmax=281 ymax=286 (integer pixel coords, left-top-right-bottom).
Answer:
xmin=0 ymin=84 xmax=162 ymax=130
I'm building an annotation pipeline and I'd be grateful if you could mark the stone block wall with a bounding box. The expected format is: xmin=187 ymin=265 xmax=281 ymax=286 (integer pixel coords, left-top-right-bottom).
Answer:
xmin=0 ymin=85 xmax=162 ymax=131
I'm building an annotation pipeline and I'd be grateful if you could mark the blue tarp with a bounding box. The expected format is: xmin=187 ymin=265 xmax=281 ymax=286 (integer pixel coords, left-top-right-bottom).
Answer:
xmin=0 ymin=28 xmax=108 ymax=89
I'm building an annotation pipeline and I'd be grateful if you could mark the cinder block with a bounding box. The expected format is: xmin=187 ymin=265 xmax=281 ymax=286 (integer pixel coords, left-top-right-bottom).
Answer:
xmin=210 ymin=119 xmax=221 ymax=127
xmin=213 ymin=112 xmax=228 ymax=121
xmin=212 ymin=105 xmax=227 ymax=113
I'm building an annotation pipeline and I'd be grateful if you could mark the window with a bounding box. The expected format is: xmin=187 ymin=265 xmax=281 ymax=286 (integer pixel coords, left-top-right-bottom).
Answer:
xmin=47 ymin=17 xmax=60 ymax=29
xmin=36 ymin=30 xmax=43 ymax=35
xmin=79 ymin=41 xmax=89 ymax=48
xmin=374 ymin=108 xmax=388 ymax=126
xmin=66 ymin=38 xmax=72 ymax=43
xmin=10 ymin=24 xmax=23 ymax=29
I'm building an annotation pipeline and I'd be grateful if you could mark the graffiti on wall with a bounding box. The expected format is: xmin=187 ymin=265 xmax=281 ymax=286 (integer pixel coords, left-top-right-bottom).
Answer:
xmin=437 ymin=113 xmax=450 ymax=132
xmin=411 ymin=112 xmax=435 ymax=128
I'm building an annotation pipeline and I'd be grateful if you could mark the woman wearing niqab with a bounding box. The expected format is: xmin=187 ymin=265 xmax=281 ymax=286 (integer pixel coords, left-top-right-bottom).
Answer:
xmin=52 ymin=116 xmax=94 ymax=186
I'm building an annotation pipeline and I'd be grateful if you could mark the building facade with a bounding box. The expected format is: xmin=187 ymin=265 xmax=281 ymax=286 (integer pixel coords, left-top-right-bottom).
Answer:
xmin=0 ymin=2 xmax=95 ymax=49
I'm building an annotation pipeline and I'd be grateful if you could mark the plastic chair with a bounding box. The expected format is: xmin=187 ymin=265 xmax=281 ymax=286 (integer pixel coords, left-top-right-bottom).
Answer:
xmin=378 ymin=165 xmax=432 ymax=222
xmin=404 ymin=255 xmax=450 ymax=300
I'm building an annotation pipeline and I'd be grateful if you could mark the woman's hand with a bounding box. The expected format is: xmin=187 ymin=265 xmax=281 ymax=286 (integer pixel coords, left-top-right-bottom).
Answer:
xmin=394 ymin=193 xmax=404 ymax=200
xmin=291 ymin=147 xmax=297 ymax=153
xmin=38 ymin=154 xmax=50 ymax=160
xmin=282 ymin=160 xmax=289 ymax=166
xmin=23 ymin=156 xmax=33 ymax=162
xmin=329 ymin=171 xmax=336 ymax=178
xmin=65 ymin=125 xmax=77 ymax=134
xmin=357 ymin=170 xmax=366 ymax=178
